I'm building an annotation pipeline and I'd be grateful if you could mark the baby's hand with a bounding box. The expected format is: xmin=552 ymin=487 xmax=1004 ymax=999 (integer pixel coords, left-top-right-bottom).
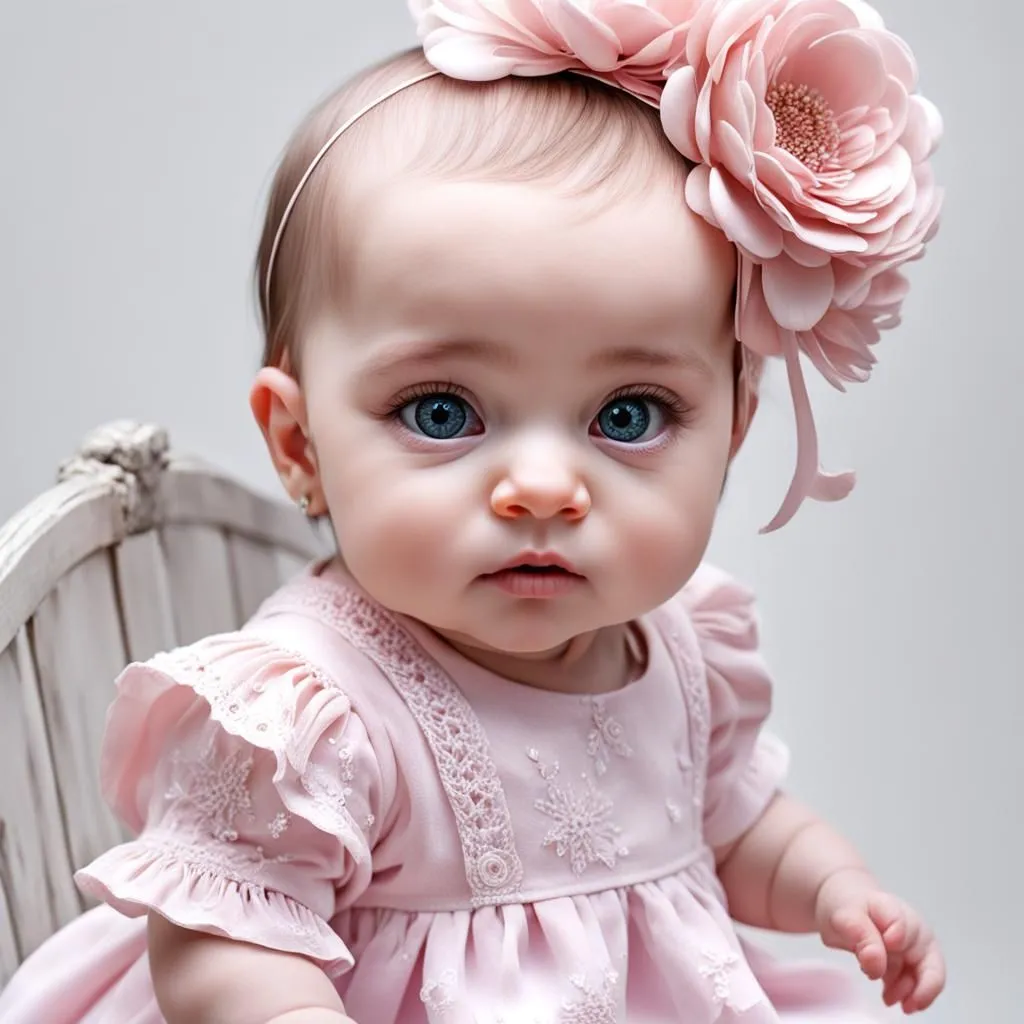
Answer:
xmin=814 ymin=870 xmax=945 ymax=1013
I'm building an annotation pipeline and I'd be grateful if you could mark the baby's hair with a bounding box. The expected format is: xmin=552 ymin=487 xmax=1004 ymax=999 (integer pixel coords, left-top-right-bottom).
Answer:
xmin=255 ymin=48 xmax=693 ymax=371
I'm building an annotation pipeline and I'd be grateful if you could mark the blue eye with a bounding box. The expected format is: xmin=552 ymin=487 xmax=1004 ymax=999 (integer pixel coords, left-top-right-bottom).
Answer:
xmin=595 ymin=397 xmax=662 ymax=443
xmin=399 ymin=393 xmax=477 ymax=440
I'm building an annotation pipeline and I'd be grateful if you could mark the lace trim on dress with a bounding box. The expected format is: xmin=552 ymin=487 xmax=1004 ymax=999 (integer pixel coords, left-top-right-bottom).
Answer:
xmin=264 ymin=578 xmax=525 ymax=907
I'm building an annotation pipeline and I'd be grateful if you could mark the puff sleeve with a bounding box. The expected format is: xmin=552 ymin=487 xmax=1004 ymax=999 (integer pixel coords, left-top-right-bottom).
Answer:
xmin=680 ymin=565 xmax=790 ymax=850
xmin=74 ymin=633 xmax=386 ymax=977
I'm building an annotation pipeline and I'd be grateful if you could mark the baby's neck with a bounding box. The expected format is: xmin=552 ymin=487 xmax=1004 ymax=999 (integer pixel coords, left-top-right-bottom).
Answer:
xmin=439 ymin=623 xmax=645 ymax=695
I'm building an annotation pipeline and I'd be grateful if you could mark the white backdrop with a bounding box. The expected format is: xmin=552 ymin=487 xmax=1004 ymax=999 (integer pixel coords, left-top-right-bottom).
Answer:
xmin=1 ymin=1 xmax=1020 ymax=1019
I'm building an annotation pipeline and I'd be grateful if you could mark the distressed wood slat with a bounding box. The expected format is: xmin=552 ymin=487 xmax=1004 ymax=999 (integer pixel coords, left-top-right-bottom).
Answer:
xmin=114 ymin=531 xmax=178 ymax=661
xmin=0 ymin=630 xmax=80 ymax=962
xmin=227 ymin=533 xmax=283 ymax=625
xmin=31 ymin=553 xmax=129 ymax=876
xmin=161 ymin=459 xmax=325 ymax=560
xmin=0 ymin=480 xmax=124 ymax=654
xmin=0 ymin=867 xmax=18 ymax=989
xmin=161 ymin=525 xmax=239 ymax=643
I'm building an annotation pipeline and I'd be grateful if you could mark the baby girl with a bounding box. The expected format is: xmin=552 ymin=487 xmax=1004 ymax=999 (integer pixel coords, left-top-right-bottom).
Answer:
xmin=0 ymin=1 xmax=945 ymax=1022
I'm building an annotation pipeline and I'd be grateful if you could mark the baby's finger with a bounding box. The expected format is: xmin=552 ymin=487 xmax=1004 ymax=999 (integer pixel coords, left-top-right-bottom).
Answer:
xmin=825 ymin=909 xmax=887 ymax=980
xmin=904 ymin=947 xmax=947 ymax=1012
xmin=882 ymin=952 xmax=904 ymax=989
xmin=881 ymin=917 xmax=907 ymax=952
xmin=883 ymin=972 xmax=915 ymax=1008
xmin=867 ymin=893 xmax=905 ymax=946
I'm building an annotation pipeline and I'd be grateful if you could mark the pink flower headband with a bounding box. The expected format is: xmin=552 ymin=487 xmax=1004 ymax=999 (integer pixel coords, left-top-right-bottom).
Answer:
xmin=266 ymin=0 xmax=943 ymax=531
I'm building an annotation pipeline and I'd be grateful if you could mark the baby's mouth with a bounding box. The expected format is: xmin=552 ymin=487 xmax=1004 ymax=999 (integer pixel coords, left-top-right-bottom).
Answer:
xmin=502 ymin=564 xmax=574 ymax=575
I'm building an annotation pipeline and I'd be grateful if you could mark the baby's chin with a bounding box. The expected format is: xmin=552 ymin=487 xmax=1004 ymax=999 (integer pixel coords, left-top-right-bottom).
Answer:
xmin=424 ymin=610 xmax=628 ymax=662
xmin=425 ymin=619 xmax=570 ymax=658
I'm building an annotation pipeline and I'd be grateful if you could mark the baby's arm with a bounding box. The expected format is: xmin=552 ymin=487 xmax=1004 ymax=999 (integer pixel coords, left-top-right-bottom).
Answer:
xmin=148 ymin=914 xmax=357 ymax=1024
xmin=715 ymin=793 xmax=945 ymax=1014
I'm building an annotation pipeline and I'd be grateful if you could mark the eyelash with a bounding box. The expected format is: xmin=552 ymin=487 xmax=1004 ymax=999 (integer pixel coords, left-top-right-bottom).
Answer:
xmin=602 ymin=384 xmax=693 ymax=429
xmin=382 ymin=381 xmax=693 ymax=429
xmin=382 ymin=381 xmax=471 ymax=418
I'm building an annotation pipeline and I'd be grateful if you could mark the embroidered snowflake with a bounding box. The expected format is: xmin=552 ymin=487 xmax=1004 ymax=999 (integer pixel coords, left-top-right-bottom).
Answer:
xmin=561 ymin=969 xmax=619 ymax=1023
xmin=338 ymin=744 xmax=356 ymax=784
xmin=268 ymin=811 xmax=291 ymax=839
xmin=301 ymin=760 xmax=353 ymax=811
xmin=166 ymin=735 xmax=254 ymax=842
xmin=531 ymin=754 xmax=624 ymax=876
xmin=586 ymin=700 xmax=633 ymax=776
xmin=420 ymin=968 xmax=457 ymax=1019
xmin=700 ymin=949 xmax=740 ymax=1008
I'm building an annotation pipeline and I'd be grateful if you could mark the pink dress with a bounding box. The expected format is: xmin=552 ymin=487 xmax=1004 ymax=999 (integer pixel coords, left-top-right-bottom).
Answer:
xmin=0 ymin=562 xmax=876 ymax=1023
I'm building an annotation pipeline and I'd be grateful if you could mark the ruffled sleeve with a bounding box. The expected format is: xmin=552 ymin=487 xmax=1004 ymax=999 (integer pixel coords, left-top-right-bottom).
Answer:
xmin=680 ymin=565 xmax=790 ymax=850
xmin=74 ymin=633 xmax=385 ymax=977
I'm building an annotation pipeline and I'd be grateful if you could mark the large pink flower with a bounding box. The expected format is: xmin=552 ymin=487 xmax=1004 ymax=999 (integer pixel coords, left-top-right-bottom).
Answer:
xmin=660 ymin=0 xmax=942 ymax=334
xmin=409 ymin=0 xmax=698 ymax=101
xmin=659 ymin=0 xmax=942 ymax=529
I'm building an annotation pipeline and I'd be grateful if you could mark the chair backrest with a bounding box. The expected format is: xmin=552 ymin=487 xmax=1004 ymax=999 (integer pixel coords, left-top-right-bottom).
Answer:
xmin=0 ymin=422 xmax=328 ymax=985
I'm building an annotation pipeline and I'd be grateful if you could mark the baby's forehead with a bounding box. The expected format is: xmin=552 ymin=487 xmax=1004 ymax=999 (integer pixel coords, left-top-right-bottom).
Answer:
xmin=342 ymin=175 xmax=737 ymax=343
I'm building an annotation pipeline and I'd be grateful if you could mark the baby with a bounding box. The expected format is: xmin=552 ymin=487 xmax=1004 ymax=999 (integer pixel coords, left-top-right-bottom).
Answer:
xmin=0 ymin=2 xmax=945 ymax=1022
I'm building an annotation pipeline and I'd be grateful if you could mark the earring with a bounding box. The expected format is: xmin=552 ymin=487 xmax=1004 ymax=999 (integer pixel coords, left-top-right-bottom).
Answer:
xmin=297 ymin=495 xmax=312 ymax=516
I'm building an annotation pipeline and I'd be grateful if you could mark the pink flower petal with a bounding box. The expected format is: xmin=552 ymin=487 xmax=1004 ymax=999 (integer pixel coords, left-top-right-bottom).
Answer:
xmin=875 ymin=75 xmax=910 ymax=148
xmin=716 ymin=118 xmax=756 ymax=185
xmin=548 ymin=0 xmax=622 ymax=71
xmin=599 ymin=1 xmax=674 ymax=53
xmin=707 ymin=0 xmax=774 ymax=62
xmin=867 ymin=268 xmax=911 ymax=306
xmin=836 ymin=123 xmax=881 ymax=169
xmin=763 ymin=4 xmax=852 ymax=71
xmin=684 ymin=163 xmax=719 ymax=225
xmin=501 ymin=0 xmax=561 ymax=45
xmin=708 ymin=166 xmax=785 ymax=259
xmin=426 ymin=33 xmax=529 ymax=78
xmin=799 ymin=328 xmax=850 ymax=389
xmin=901 ymin=95 xmax=943 ymax=163
xmin=695 ymin=78 xmax=714 ymax=157
xmin=781 ymin=30 xmax=887 ymax=113
xmin=836 ymin=105 xmax=870 ymax=130
xmin=736 ymin=258 xmax=785 ymax=358
xmin=661 ymin=66 xmax=701 ymax=161
xmin=751 ymin=168 xmax=871 ymax=249
xmin=716 ymin=41 xmax=755 ymax=143
xmin=837 ymin=143 xmax=911 ymax=205
xmin=869 ymin=26 xmax=917 ymax=89
xmin=755 ymin=150 xmax=812 ymax=205
xmin=782 ymin=234 xmax=834 ymax=268
xmin=762 ymin=255 xmax=834 ymax=330
xmin=739 ymin=80 xmax=759 ymax=146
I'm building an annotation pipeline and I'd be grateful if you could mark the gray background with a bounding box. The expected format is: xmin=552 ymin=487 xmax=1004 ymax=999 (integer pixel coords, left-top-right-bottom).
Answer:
xmin=1 ymin=1 xmax=1019 ymax=1019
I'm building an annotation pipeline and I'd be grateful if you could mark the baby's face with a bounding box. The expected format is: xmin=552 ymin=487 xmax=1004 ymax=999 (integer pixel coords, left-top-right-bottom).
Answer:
xmin=302 ymin=175 xmax=741 ymax=655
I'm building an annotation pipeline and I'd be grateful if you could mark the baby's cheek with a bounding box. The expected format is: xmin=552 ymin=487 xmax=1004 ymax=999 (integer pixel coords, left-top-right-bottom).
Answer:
xmin=332 ymin=481 xmax=450 ymax=593
xmin=617 ymin=484 xmax=718 ymax=603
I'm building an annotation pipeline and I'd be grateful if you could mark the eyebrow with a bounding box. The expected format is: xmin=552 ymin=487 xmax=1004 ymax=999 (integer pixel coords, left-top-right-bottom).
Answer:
xmin=356 ymin=337 xmax=517 ymax=380
xmin=587 ymin=344 xmax=715 ymax=378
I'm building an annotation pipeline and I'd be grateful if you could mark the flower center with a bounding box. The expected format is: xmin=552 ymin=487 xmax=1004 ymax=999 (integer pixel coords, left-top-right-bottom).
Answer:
xmin=766 ymin=81 xmax=841 ymax=173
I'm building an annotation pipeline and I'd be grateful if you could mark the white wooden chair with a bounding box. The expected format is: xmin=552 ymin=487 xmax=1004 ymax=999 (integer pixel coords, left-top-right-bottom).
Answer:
xmin=0 ymin=422 xmax=328 ymax=987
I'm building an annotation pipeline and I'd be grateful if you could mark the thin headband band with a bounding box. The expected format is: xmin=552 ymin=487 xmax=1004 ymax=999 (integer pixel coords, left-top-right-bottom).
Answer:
xmin=263 ymin=68 xmax=441 ymax=316
xmin=261 ymin=67 xmax=663 ymax=317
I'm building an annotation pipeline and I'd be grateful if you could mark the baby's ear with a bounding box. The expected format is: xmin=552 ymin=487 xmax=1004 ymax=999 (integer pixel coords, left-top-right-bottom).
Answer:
xmin=250 ymin=367 xmax=324 ymax=515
